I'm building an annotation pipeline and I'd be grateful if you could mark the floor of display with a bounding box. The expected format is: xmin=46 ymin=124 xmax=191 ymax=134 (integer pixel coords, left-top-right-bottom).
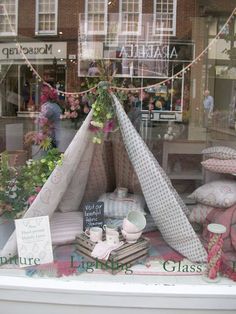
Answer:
xmin=0 ymin=230 xmax=235 ymax=285
xmin=0 ymin=231 xmax=236 ymax=313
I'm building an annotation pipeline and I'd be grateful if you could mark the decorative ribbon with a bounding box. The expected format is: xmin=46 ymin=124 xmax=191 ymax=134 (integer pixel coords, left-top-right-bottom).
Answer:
xmin=207 ymin=231 xmax=224 ymax=280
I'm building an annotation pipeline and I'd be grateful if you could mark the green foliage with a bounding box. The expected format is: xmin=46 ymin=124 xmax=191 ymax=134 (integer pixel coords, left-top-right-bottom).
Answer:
xmin=90 ymin=84 xmax=117 ymax=144
xmin=0 ymin=149 xmax=63 ymax=219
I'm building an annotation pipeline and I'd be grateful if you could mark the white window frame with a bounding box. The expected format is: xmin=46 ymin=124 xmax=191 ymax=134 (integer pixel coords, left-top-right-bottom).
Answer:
xmin=0 ymin=0 xmax=18 ymax=36
xmin=85 ymin=0 xmax=108 ymax=35
xmin=35 ymin=0 xmax=58 ymax=36
xmin=119 ymin=0 xmax=142 ymax=35
xmin=153 ymin=0 xmax=177 ymax=36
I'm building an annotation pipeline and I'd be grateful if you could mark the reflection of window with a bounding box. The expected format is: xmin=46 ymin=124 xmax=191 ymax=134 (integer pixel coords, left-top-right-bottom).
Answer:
xmin=105 ymin=14 xmax=119 ymax=46
xmin=0 ymin=0 xmax=18 ymax=36
xmin=85 ymin=0 xmax=108 ymax=35
xmin=153 ymin=0 xmax=177 ymax=36
xmin=120 ymin=0 xmax=142 ymax=34
xmin=217 ymin=17 xmax=230 ymax=35
xmin=36 ymin=0 xmax=58 ymax=35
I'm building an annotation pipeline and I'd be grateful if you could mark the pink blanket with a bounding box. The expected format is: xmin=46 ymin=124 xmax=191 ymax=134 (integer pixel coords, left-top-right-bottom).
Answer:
xmin=203 ymin=204 xmax=236 ymax=281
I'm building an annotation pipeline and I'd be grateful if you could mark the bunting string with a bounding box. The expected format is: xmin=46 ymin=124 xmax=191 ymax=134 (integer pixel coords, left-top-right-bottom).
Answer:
xmin=2 ymin=3 xmax=236 ymax=97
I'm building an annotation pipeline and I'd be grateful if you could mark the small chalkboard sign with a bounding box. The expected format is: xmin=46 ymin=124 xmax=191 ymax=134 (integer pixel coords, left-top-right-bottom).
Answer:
xmin=83 ymin=201 xmax=104 ymax=231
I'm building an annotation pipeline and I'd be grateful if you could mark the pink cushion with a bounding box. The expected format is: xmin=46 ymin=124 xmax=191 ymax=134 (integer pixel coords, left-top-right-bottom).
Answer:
xmin=201 ymin=158 xmax=236 ymax=174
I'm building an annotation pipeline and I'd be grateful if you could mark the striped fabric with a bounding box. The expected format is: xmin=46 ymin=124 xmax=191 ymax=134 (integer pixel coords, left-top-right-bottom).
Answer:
xmin=50 ymin=211 xmax=83 ymax=245
xmin=98 ymin=192 xmax=146 ymax=218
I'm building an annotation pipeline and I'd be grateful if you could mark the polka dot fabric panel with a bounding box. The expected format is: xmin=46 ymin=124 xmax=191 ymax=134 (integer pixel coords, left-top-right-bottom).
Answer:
xmin=112 ymin=93 xmax=207 ymax=262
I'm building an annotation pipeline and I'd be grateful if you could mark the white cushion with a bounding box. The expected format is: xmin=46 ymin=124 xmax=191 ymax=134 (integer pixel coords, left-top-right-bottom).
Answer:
xmin=188 ymin=180 xmax=236 ymax=208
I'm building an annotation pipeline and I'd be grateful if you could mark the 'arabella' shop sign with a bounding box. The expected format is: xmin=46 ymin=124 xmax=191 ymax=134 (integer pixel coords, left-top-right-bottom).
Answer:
xmin=118 ymin=43 xmax=194 ymax=62
xmin=0 ymin=42 xmax=67 ymax=60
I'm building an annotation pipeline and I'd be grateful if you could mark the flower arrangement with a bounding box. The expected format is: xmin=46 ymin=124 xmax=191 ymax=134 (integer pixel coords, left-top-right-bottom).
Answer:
xmin=61 ymin=94 xmax=91 ymax=129
xmin=24 ymin=110 xmax=54 ymax=151
xmin=24 ymin=83 xmax=61 ymax=151
xmin=89 ymin=82 xmax=117 ymax=144
xmin=0 ymin=149 xmax=63 ymax=219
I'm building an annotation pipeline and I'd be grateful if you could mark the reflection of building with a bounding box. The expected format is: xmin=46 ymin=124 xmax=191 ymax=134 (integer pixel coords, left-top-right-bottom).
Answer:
xmin=0 ymin=0 xmax=235 ymax=126
xmin=0 ymin=0 xmax=81 ymax=116
xmin=78 ymin=0 xmax=196 ymax=121
xmin=0 ymin=41 xmax=67 ymax=115
xmin=190 ymin=1 xmax=236 ymax=130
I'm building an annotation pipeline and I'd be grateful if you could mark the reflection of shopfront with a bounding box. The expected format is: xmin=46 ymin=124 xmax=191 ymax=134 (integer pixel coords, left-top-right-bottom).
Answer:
xmin=205 ymin=16 xmax=236 ymax=130
xmin=78 ymin=41 xmax=194 ymax=122
xmin=0 ymin=42 xmax=67 ymax=116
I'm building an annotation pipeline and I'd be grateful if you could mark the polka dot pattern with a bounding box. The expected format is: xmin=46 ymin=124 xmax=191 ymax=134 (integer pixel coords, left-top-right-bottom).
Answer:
xmin=112 ymin=93 xmax=207 ymax=262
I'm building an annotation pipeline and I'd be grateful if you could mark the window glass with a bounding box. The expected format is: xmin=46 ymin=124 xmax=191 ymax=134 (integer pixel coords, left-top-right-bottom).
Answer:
xmin=86 ymin=0 xmax=107 ymax=34
xmin=36 ymin=0 xmax=57 ymax=35
xmin=0 ymin=0 xmax=17 ymax=36
xmin=154 ymin=0 xmax=176 ymax=36
xmin=120 ymin=0 xmax=142 ymax=34
xmin=1 ymin=0 xmax=236 ymax=291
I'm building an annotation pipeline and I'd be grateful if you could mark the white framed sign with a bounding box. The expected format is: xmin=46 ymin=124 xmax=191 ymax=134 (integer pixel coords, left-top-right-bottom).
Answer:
xmin=15 ymin=216 xmax=53 ymax=268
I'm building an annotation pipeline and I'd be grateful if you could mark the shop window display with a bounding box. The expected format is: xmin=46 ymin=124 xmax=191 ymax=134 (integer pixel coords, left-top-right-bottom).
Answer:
xmin=1 ymin=3 xmax=236 ymax=308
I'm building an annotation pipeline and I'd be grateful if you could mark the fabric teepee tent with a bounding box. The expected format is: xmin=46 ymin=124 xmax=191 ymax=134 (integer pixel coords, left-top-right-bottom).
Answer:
xmin=1 ymin=92 xmax=207 ymax=263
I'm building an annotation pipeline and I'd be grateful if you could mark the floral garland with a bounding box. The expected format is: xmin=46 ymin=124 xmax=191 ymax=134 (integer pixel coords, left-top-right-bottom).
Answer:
xmin=89 ymin=82 xmax=117 ymax=144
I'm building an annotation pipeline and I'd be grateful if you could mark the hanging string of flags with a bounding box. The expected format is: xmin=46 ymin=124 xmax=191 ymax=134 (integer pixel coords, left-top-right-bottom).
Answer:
xmin=12 ymin=7 xmax=236 ymax=97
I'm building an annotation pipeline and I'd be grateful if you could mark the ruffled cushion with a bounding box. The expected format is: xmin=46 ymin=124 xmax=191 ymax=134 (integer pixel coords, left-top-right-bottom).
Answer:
xmin=188 ymin=180 xmax=236 ymax=208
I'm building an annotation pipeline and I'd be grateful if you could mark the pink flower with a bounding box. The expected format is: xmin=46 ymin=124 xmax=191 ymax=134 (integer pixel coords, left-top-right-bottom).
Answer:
xmin=40 ymin=84 xmax=58 ymax=104
xmin=70 ymin=111 xmax=78 ymax=118
xmin=64 ymin=111 xmax=71 ymax=118
xmin=33 ymin=132 xmax=45 ymax=144
xmin=103 ymin=120 xmax=114 ymax=133
xmin=89 ymin=123 xmax=99 ymax=133
xmin=38 ymin=116 xmax=49 ymax=127
xmin=35 ymin=186 xmax=42 ymax=193
xmin=28 ymin=195 xmax=37 ymax=205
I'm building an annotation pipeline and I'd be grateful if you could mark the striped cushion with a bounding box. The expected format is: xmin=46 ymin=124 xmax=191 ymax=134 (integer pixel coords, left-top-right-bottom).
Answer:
xmin=50 ymin=211 xmax=83 ymax=245
xmin=98 ymin=192 xmax=146 ymax=218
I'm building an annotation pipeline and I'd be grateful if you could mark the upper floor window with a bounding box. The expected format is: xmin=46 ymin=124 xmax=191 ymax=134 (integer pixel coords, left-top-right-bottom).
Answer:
xmin=36 ymin=0 xmax=58 ymax=35
xmin=153 ymin=0 xmax=177 ymax=36
xmin=120 ymin=0 xmax=142 ymax=35
xmin=85 ymin=0 xmax=108 ymax=35
xmin=0 ymin=0 xmax=18 ymax=36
